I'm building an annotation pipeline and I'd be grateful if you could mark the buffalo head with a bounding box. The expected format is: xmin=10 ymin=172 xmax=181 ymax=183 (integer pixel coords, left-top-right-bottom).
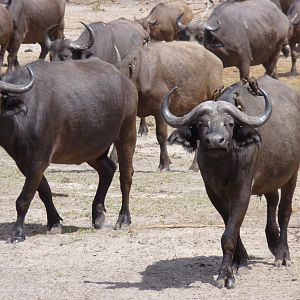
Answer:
xmin=161 ymin=82 xmax=272 ymax=158
xmin=44 ymin=22 xmax=95 ymax=61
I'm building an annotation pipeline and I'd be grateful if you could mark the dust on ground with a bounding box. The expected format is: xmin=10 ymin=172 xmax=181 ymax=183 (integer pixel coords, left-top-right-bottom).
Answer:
xmin=0 ymin=1 xmax=299 ymax=300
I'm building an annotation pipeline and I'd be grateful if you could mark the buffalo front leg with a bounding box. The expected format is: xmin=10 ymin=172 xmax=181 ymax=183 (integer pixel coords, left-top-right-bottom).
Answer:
xmin=9 ymin=165 xmax=46 ymax=243
xmin=155 ymin=114 xmax=171 ymax=171
xmin=265 ymin=191 xmax=280 ymax=257
xmin=206 ymin=184 xmax=250 ymax=289
xmin=88 ymin=156 xmax=116 ymax=229
xmin=38 ymin=175 xmax=63 ymax=233
xmin=274 ymin=172 xmax=297 ymax=267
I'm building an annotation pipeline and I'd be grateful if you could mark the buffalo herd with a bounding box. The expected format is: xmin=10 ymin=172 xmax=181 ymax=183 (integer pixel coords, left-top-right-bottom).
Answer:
xmin=0 ymin=0 xmax=299 ymax=290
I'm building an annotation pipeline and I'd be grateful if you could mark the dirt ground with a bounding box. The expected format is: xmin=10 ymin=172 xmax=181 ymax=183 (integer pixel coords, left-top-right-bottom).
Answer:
xmin=0 ymin=1 xmax=300 ymax=299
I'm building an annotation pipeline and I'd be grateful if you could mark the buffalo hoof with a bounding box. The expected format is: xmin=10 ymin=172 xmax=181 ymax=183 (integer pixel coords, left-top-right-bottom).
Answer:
xmin=274 ymin=258 xmax=292 ymax=268
xmin=48 ymin=223 xmax=63 ymax=235
xmin=158 ymin=164 xmax=171 ymax=171
xmin=93 ymin=214 xmax=106 ymax=229
xmin=217 ymin=276 xmax=235 ymax=289
xmin=114 ymin=213 xmax=131 ymax=230
xmin=138 ymin=127 xmax=148 ymax=137
xmin=7 ymin=235 xmax=25 ymax=244
xmin=189 ymin=163 xmax=199 ymax=172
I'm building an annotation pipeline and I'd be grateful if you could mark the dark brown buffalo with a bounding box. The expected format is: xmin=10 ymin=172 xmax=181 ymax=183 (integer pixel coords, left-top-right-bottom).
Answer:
xmin=0 ymin=1 xmax=13 ymax=73
xmin=6 ymin=0 xmax=65 ymax=73
xmin=1 ymin=57 xmax=137 ymax=243
xmin=135 ymin=1 xmax=192 ymax=41
xmin=162 ymin=75 xmax=300 ymax=288
xmin=120 ymin=41 xmax=223 ymax=171
xmin=286 ymin=0 xmax=300 ymax=75
xmin=181 ymin=0 xmax=289 ymax=79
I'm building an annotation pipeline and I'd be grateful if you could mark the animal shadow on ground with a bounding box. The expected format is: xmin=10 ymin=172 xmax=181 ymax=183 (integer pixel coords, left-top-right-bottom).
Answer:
xmin=84 ymin=256 xmax=222 ymax=289
xmin=0 ymin=222 xmax=89 ymax=241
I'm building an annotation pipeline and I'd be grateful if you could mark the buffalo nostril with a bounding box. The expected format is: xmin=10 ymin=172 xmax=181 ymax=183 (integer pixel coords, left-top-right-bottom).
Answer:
xmin=219 ymin=137 xmax=225 ymax=144
xmin=205 ymin=137 xmax=210 ymax=145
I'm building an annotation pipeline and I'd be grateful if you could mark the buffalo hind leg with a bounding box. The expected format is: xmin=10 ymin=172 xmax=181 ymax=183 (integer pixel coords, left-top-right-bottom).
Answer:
xmin=155 ymin=113 xmax=171 ymax=171
xmin=38 ymin=41 xmax=49 ymax=60
xmin=88 ymin=156 xmax=116 ymax=229
xmin=274 ymin=172 xmax=297 ymax=267
xmin=114 ymin=118 xmax=136 ymax=229
xmin=9 ymin=163 xmax=47 ymax=243
xmin=38 ymin=175 xmax=63 ymax=233
xmin=265 ymin=191 xmax=280 ymax=257
xmin=138 ymin=117 xmax=148 ymax=136
xmin=263 ymin=46 xmax=282 ymax=79
xmin=289 ymin=40 xmax=298 ymax=77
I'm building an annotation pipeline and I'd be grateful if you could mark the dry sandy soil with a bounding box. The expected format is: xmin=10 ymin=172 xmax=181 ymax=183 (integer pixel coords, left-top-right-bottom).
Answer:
xmin=0 ymin=1 xmax=300 ymax=299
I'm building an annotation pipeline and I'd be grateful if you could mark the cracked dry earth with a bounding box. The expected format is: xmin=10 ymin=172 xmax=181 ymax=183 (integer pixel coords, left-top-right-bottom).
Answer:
xmin=0 ymin=1 xmax=299 ymax=299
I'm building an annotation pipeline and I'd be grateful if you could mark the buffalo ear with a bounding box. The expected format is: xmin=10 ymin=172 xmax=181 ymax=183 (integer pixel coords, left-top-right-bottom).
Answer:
xmin=2 ymin=96 xmax=28 ymax=117
xmin=233 ymin=126 xmax=262 ymax=148
xmin=167 ymin=126 xmax=198 ymax=153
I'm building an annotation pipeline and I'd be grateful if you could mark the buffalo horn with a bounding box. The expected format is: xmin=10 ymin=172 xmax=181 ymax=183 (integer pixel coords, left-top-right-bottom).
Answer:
xmin=161 ymin=87 xmax=272 ymax=128
xmin=217 ymin=88 xmax=272 ymax=127
xmin=0 ymin=66 xmax=34 ymax=94
xmin=161 ymin=87 xmax=214 ymax=128
xmin=204 ymin=20 xmax=221 ymax=32
xmin=44 ymin=24 xmax=59 ymax=50
xmin=114 ymin=45 xmax=121 ymax=70
xmin=70 ymin=22 xmax=95 ymax=50
xmin=176 ymin=13 xmax=187 ymax=30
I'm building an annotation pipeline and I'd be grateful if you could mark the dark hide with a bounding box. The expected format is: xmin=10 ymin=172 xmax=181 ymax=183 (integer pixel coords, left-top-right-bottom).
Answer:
xmin=203 ymin=0 xmax=289 ymax=79
xmin=0 ymin=57 xmax=138 ymax=243
xmin=7 ymin=0 xmax=65 ymax=73
xmin=166 ymin=75 xmax=300 ymax=288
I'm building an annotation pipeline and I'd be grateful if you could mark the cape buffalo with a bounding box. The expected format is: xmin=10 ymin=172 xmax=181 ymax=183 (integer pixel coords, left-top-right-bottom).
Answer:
xmin=45 ymin=18 xmax=150 ymax=136
xmin=179 ymin=0 xmax=289 ymax=79
xmin=0 ymin=1 xmax=13 ymax=73
xmin=286 ymin=0 xmax=300 ymax=76
xmin=162 ymin=75 xmax=300 ymax=288
xmin=120 ymin=41 xmax=223 ymax=171
xmin=45 ymin=18 xmax=149 ymax=64
xmin=1 ymin=57 xmax=138 ymax=243
xmin=135 ymin=1 xmax=192 ymax=41
xmin=6 ymin=0 xmax=65 ymax=73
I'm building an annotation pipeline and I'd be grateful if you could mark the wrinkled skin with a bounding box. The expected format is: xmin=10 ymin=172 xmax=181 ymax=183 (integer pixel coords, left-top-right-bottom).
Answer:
xmin=165 ymin=75 xmax=300 ymax=288
xmin=203 ymin=0 xmax=289 ymax=79
xmin=6 ymin=0 xmax=65 ymax=73
xmin=287 ymin=0 xmax=300 ymax=76
xmin=0 ymin=3 xmax=13 ymax=73
xmin=121 ymin=41 xmax=223 ymax=171
xmin=135 ymin=1 xmax=192 ymax=41
xmin=1 ymin=57 xmax=137 ymax=243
